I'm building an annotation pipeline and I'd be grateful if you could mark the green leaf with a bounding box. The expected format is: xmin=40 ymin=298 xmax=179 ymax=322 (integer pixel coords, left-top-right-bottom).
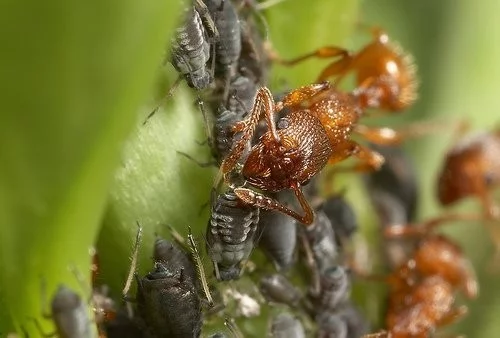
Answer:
xmin=0 ymin=0 xmax=181 ymax=334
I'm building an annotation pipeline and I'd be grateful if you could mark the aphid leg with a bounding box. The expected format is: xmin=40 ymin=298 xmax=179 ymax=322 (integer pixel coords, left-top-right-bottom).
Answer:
xmin=234 ymin=183 xmax=314 ymax=225
xmin=165 ymin=224 xmax=187 ymax=246
xmin=30 ymin=318 xmax=54 ymax=338
xmin=221 ymin=87 xmax=279 ymax=173
xmin=193 ymin=0 xmax=219 ymax=39
xmin=187 ymin=226 xmax=214 ymax=307
xmin=177 ymin=150 xmax=217 ymax=167
xmin=361 ymin=331 xmax=389 ymax=338
xmin=298 ymin=230 xmax=321 ymax=297
xmin=224 ymin=317 xmax=244 ymax=338
xmin=329 ymin=141 xmax=385 ymax=173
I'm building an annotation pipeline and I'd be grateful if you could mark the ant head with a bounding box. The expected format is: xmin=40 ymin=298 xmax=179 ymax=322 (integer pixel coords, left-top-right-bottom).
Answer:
xmin=437 ymin=132 xmax=499 ymax=206
xmin=353 ymin=35 xmax=418 ymax=112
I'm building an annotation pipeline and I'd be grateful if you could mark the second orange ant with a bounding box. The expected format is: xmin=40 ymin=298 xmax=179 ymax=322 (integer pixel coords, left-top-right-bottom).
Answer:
xmin=274 ymin=26 xmax=418 ymax=112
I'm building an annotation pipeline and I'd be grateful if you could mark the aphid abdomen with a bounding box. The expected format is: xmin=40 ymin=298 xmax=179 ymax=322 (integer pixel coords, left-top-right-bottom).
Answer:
xmin=203 ymin=0 xmax=241 ymax=71
xmin=137 ymin=263 xmax=202 ymax=338
xmin=171 ymin=7 xmax=212 ymax=89
xmin=51 ymin=285 xmax=92 ymax=338
xmin=270 ymin=313 xmax=306 ymax=338
xmin=258 ymin=208 xmax=297 ymax=271
xmin=206 ymin=190 xmax=260 ymax=280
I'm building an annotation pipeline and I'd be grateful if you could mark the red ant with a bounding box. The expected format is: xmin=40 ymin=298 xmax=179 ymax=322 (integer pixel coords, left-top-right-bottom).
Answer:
xmin=434 ymin=127 xmax=500 ymax=261
xmin=354 ymin=220 xmax=478 ymax=337
xmin=274 ymin=26 xmax=418 ymax=112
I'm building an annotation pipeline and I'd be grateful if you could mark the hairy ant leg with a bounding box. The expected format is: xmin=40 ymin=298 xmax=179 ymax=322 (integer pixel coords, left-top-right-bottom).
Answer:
xmin=234 ymin=182 xmax=314 ymax=225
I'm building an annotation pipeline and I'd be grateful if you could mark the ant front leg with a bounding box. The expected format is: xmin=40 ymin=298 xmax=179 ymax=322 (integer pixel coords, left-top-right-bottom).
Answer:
xmin=221 ymin=87 xmax=280 ymax=173
xmin=234 ymin=184 xmax=314 ymax=225
xmin=279 ymin=82 xmax=331 ymax=108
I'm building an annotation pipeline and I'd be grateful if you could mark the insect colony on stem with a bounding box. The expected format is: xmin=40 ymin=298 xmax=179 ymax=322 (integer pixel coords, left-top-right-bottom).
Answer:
xmin=27 ymin=0 xmax=500 ymax=337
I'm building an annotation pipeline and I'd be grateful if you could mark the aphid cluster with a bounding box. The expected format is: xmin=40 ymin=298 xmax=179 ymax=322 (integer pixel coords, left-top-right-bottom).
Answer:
xmin=28 ymin=1 xmax=500 ymax=337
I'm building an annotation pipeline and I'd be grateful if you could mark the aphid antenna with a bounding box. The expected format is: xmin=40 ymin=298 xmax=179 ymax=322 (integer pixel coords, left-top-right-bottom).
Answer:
xmin=224 ymin=317 xmax=244 ymax=338
xmin=122 ymin=222 xmax=143 ymax=298
xmin=188 ymin=226 xmax=215 ymax=307
xmin=255 ymin=0 xmax=287 ymax=11
xmin=143 ymin=75 xmax=183 ymax=125
xmin=67 ymin=264 xmax=92 ymax=303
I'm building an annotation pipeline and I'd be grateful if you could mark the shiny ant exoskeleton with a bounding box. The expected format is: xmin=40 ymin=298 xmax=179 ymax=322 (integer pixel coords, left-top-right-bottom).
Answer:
xmin=276 ymin=26 xmax=418 ymax=112
xmin=378 ymin=224 xmax=478 ymax=337
xmin=437 ymin=129 xmax=500 ymax=250
xmin=219 ymin=82 xmax=390 ymax=225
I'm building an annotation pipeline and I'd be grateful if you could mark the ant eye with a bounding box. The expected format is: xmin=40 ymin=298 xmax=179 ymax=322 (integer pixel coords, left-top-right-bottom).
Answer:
xmin=277 ymin=118 xmax=290 ymax=130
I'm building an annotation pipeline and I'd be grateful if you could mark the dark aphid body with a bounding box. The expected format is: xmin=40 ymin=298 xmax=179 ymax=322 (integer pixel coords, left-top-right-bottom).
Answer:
xmin=302 ymin=209 xmax=339 ymax=273
xmin=50 ymin=285 xmax=92 ymax=338
xmin=365 ymin=144 xmax=419 ymax=220
xmin=154 ymin=237 xmax=198 ymax=284
xmin=269 ymin=313 xmax=306 ymax=338
xmin=258 ymin=207 xmax=297 ymax=271
xmin=171 ymin=6 xmax=212 ymax=89
xmin=321 ymin=195 xmax=359 ymax=242
xmin=206 ymin=188 xmax=260 ymax=280
xmin=203 ymin=0 xmax=242 ymax=95
xmin=316 ymin=266 xmax=351 ymax=311
xmin=259 ymin=274 xmax=302 ymax=307
xmin=212 ymin=75 xmax=258 ymax=163
xmin=136 ymin=261 xmax=202 ymax=338
xmin=316 ymin=312 xmax=348 ymax=338
xmin=316 ymin=303 xmax=371 ymax=338
xmin=370 ymin=190 xmax=418 ymax=269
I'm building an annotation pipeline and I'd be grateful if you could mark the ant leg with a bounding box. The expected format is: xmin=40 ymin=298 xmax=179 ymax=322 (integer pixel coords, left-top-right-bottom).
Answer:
xmin=234 ymin=184 xmax=314 ymax=225
xmin=435 ymin=305 xmax=468 ymax=328
xmin=361 ymin=331 xmax=389 ymax=338
xmin=329 ymin=141 xmax=385 ymax=173
xmin=272 ymin=46 xmax=350 ymax=67
xmin=383 ymin=213 xmax=483 ymax=238
xmin=279 ymin=82 xmax=331 ymax=108
xmin=221 ymin=87 xmax=279 ymax=173
xmin=355 ymin=120 xmax=451 ymax=146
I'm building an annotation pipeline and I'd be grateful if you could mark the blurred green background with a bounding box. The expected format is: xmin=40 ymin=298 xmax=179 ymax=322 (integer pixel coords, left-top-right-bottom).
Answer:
xmin=1 ymin=0 xmax=499 ymax=336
